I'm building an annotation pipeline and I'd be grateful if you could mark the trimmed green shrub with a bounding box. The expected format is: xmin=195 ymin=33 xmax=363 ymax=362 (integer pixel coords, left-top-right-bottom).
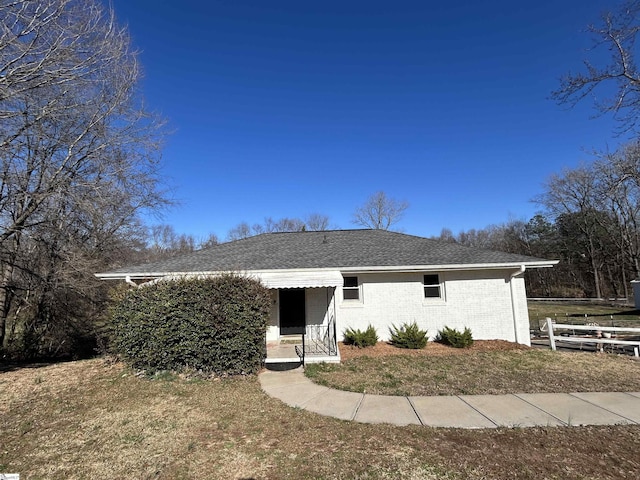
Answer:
xmin=343 ymin=325 xmax=378 ymax=348
xmin=110 ymin=274 xmax=271 ymax=375
xmin=436 ymin=326 xmax=474 ymax=348
xmin=388 ymin=321 xmax=428 ymax=349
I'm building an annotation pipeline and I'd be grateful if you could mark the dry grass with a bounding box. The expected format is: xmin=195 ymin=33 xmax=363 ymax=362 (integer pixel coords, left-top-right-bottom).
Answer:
xmin=1 ymin=358 xmax=640 ymax=479
xmin=528 ymin=301 xmax=640 ymax=329
xmin=306 ymin=342 xmax=640 ymax=396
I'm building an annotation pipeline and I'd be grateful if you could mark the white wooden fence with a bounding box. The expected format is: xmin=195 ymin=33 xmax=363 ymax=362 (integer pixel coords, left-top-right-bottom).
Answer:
xmin=545 ymin=318 xmax=640 ymax=357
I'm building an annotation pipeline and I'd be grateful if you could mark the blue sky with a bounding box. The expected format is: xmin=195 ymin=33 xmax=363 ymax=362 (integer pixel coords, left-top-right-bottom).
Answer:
xmin=111 ymin=0 xmax=626 ymax=240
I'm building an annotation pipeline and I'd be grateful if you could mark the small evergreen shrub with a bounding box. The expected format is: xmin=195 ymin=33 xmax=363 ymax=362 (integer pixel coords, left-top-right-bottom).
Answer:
xmin=110 ymin=274 xmax=271 ymax=375
xmin=343 ymin=325 xmax=378 ymax=348
xmin=388 ymin=321 xmax=428 ymax=349
xmin=436 ymin=326 xmax=474 ymax=348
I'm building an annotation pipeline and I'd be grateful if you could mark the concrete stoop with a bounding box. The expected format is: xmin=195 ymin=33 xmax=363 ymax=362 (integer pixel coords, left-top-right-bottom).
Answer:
xmin=265 ymin=339 xmax=340 ymax=368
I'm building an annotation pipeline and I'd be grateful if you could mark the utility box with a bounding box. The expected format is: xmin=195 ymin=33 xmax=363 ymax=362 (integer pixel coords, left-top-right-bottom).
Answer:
xmin=632 ymin=280 xmax=640 ymax=309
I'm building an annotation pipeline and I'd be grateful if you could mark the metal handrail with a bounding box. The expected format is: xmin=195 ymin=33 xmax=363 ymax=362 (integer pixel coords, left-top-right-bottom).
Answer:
xmin=303 ymin=310 xmax=338 ymax=356
xmin=305 ymin=325 xmax=331 ymax=354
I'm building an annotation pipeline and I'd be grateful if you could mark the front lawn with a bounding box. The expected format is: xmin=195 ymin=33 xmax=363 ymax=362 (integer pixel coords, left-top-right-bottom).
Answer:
xmin=1 ymin=359 xmax=640 ymax=479
xmin=305 ymin=342 xmax=640 ymax=396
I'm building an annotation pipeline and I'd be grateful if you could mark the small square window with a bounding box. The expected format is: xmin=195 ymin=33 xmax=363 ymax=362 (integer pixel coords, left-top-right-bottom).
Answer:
xmin=423 ymin=274 xmax=441 ymax=298
xmin=344 ymin=276 xmax=358 ymax=288
xmin=343 ymin=276 xmax=359 ymax=300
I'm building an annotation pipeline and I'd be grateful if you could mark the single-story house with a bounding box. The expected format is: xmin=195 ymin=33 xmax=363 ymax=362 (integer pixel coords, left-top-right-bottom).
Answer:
xmin=96 ymin=229 xmax=557 ymax=363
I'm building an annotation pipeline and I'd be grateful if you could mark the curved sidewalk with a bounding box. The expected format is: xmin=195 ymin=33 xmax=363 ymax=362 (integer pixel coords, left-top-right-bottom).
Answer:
xmin=259 ymin=367 xmax=640 ymax=429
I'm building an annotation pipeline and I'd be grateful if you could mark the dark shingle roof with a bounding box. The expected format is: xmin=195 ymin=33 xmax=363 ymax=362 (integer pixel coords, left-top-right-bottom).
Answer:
xmin=99 ymin=229 xmax=555 ymax=277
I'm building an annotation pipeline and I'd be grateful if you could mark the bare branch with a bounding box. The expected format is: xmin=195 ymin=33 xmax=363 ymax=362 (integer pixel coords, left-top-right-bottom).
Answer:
xmin=0 ymin=0 xmax=169 ymax=354
xmin=552 ymin=1 xmax=640 ymax=133
xmin=351 ymin=191 xmax=409 ymax=230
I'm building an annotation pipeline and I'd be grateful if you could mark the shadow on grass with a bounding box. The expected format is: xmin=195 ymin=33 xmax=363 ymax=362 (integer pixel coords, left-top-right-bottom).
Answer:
xmin=0 ymin=357 xmax=94 ymax=374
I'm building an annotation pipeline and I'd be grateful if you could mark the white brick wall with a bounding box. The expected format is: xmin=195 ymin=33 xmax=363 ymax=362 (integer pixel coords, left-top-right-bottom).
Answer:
xmin=335 ymin=270 xmax=532 ymax=346
xmin=305 ymin=287 xmax=331 ymax=326
xmin=266 ymin=290 xmax=279 ymax=342
xmin=266 ymin=270 xmax=531 ymax=346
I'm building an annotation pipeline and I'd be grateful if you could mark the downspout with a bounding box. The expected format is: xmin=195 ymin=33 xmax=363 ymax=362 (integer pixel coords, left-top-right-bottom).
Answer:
xmin=125 ymin=275 xmax=139 ymax=288
xmin=509 ymin=265 xmax=526 ymax=344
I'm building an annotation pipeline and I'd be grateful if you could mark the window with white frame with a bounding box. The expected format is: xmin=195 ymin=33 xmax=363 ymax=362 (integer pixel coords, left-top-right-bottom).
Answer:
xmin=343 ymin=276 xmax=360 ymax=300
xmin=423 ymin=274 xmax=442 ymax=298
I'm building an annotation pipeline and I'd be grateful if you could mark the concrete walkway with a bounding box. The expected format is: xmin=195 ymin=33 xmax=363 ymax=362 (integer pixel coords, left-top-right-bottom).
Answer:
xmin=259 ymin=367 xmax=640 ymax=429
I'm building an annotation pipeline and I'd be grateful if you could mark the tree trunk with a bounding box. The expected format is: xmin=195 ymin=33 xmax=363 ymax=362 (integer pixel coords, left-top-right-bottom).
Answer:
xmin=0 ymin=261 xmax=14 ymax=350
xmin=589 ymin=237 xmax=602 ymax=299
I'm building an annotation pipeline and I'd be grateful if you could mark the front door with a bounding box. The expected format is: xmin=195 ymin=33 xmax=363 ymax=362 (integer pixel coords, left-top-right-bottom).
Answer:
xmin=279 ymin=289 xmax=305 ymax=335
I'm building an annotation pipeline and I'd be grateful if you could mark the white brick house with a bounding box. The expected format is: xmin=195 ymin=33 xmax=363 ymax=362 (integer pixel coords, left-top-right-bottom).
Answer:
xmin=97 ymin=229 xmax=557 ymax=363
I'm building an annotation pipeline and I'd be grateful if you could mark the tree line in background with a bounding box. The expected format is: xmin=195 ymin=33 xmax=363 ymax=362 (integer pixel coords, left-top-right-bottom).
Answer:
xmin=225 ymin=191 xmax=408 ymax=240
xmin=1 ymin=0 xmax=639 ymax=360
xmin=441 ymin=0 xmax=640 ymax=299
xmin=431 ymin=140 xmax=640 ymax=299
xmin=108 ymin=190 xmax=408 ymax=267
xmin=155 ymin=138 xmax=640 ymax=300
xmin=435 ymin=148 xmax=640 ymax=300
xmin=0 ymin=0 xmax=169 ymax=359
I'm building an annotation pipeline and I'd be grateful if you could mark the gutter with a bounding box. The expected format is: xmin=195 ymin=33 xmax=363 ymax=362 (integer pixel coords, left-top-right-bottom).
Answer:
xmin=336 ymin=261 xmax=557 ymax=273
xmin=509 ymin=265 xmax=526 ymax=344
xmin=94 ymin=261 xmax=559 ymax=281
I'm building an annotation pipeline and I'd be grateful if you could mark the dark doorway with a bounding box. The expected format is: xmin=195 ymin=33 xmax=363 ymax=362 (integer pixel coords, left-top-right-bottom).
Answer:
xmin=279 ymin=289 xmax=305 ymax=335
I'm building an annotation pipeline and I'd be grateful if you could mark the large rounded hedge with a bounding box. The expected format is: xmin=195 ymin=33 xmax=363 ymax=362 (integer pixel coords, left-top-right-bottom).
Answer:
xmin=110 ymin=274 xmax=271 ymax=375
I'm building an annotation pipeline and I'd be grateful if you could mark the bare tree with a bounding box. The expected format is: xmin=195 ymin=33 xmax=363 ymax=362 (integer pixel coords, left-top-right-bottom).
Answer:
xmin=352 ymin=191 xmax=409 ymax=230
xmin=226 ymin=222 xmax=253 ymax=241
xmin=592 ymin=143 xmax=640 ymax=294
xmin=227 ymin=214 xmax=332 ymax=240
xmin=197 ymin=232 xmax=219 ymax=249
xmin=140 ymin=225 xmax=219 ymax=259
xmin=0 ymin=0 xmax=167 ymax=355
xmin=534 ymin=163 xmax=619 ymax=298
xmin=259 ymin=217 xmax=306 ymax=234
xmin=552 ymin=1 xmax=640 ymax=132
xmin=436 ymin=228 xmax=456 ymax=243
xmin=147 ymin=225 xmax=197 ymax=259
xmin=304 ymin=213 xmax=331 ymax=231
xmin=536 ymin=166 xmax=601 ymax=297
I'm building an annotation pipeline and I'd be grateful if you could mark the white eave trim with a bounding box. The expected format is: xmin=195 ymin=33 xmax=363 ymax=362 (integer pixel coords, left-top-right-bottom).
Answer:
xmin=95 ymin=261 xmax=558 ymax=282
xmin=95 ymin=268 xmax=345 ymax=289
xmin=337 ymin=260 xmax=559 ymax=273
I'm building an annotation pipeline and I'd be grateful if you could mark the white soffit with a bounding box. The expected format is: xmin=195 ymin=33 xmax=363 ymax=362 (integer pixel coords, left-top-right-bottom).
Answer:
xmin=256 ymin=270 xmax=343 ymax=289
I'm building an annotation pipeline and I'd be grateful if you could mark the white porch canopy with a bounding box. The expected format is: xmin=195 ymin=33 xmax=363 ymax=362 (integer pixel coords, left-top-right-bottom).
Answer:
xmin=254 ymin=270 xmax=343 ymax=289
